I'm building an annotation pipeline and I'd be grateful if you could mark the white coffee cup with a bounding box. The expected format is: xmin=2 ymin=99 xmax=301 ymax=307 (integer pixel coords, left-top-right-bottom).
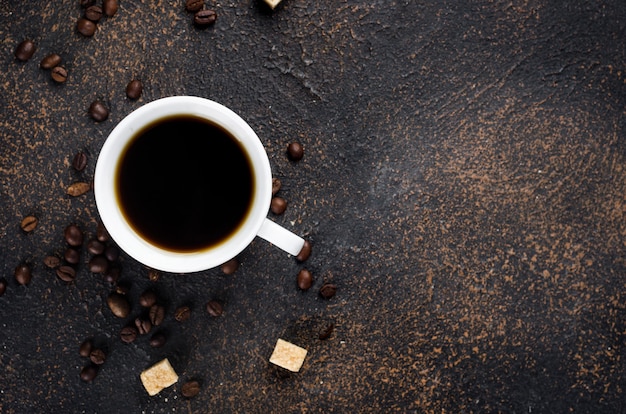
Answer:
xmin=94 ymin=96 xmax=304 ymax=273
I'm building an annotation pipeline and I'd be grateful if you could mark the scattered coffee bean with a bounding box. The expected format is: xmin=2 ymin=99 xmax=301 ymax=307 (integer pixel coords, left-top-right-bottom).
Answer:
xmin=287 ymin=142 xmax=304 ymax=161
xmin=104 ymin=245 xmax=119 ymax=262
xmin=88 ymin=100 xmax=109 ymax=122
xmin=79 ymin=339 xmax=93 ymax=357
xmin=80 ymin=0 xmax=96 ymax=7
xmin=62 ymin=225 xmax=80 ymax=242
xmin=67 ymin=181 xmax=91 ymax=196
xmin=89 ymin=255 xmax=109 ymax=274
xmin=14 ymin=264 xmax=32 ymax=285
xmin=87 ymin=239 xmax=105 ymax=255
xmin=120 ymin=325 xmax=138 ymax=343
xmin=148 ymin=268 xmax=160 ymax=282
xmin=319 ymin=283 xmax=337 ymax=299
xmin=103 ymin=266 xmax=120 ymax=284
xmin=114 ymin=281 xmax=130 ymax=295
xmin=64 ymin=247 xmax=80 ymax=265
xmin=56 ymin=265 xmax=77 ymax=282
xmin=51 ymin=66 xmax=68 ymax=83
xmin=103 ymin=0 xmax=119 ymax=17
xmin=85 ymin=5 xmax=103 ymax=22
xmin=186 ymin=0 xmax=204 ymax=12
xmin=135 ymin=317 xmax=152 ymax=335
xmin=77 ymin=18 xmax=97 ymax=37
xmin=139 ymin=290 xmax=158 ymax=308
xmin=194 ymin=9 xmax=217 ymax=26
xmin=0 ymin=278 xmax=7 ymax=296
xmin=181 ymin=380 xmax=201 ymax=398
xmin=125 ymin=79 xmax=143 ymax=100
xmin=89 ymin=348 xmax=106 ymax=365
xmin=20 ymin=215 xmax=38 ymax=232
xmin=149 ymin=332 xmax=167 ymax=348
xmin=174 ymin=306 xmax=191 ymax=322
xmin=297 ymin=269 xmax=313 ymax=290
xmin=40 ymin=53 xmax=61 ymax=69
xmin=220 ymin=258 xmax=239 ymax=275
xmin=296 ymin=240 xmax=312 ymax=262
xmin=80 ymin=364 xmax=98 ymax=382
xmin=147 ymin=305 xmax=164 ymax=326
xmin=96 ymin=221 xmax=109 ymax=242
xmin=270 ymin=197 xmax=287 ymax=215
xmin=72 ymin=151 xmax=88 ymax=171
xmin=205 ymin=300 xmax=223 ymax=317
xmin=272 ymin=177 xmax=281 ymax=195
xmin=14 ymin=40 xmax=36 ymax=61
xmin=43 ymin=255 xmax=61 ymax=268
xmin=107 ymin=292 xmax=130 ymax=318
xmin=318 ymin=322 xmax=334 ymax=340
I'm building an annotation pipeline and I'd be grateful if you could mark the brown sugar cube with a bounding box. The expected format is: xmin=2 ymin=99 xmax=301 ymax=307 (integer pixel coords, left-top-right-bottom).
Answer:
xmin=140 ymin=358 xmax=179 ymax=396
xmin=269 ymin=338 xmax=308 ymax=372
xmin=263 ymin=0 xmax=282 ymax=9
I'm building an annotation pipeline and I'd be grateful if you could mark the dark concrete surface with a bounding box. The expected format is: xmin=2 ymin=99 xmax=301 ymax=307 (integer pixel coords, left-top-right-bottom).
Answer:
xmin=1 ymin=0 xmax=625 ymax=412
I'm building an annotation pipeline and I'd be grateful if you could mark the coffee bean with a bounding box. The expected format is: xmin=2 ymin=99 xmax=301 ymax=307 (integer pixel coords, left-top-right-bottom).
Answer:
xmin=272 ymin=177 xmax=281 ymax=195
xmin=72 ymin=151 xmax=88 ymax=171
xmin=43 ymin=255 xmax=61 ymax=269
xmin=125 ymin=79 xmax=143 ymax=100
xmin=107 ymin=292 xmax=130 ymax=318
xmin=103 ymin=0 xmax=119 ymax=17
xmin=104 ymin=245 xmax=119 ymax=262
xmin=88 ymin=100 xmax=109 ymax=122
xmin=205 ymin=300 xmax=223 ymax=317
xmin=64 ymin=224 xmax=84 ymax=246
xmin=114 ymin=281 xmax=130 ymax=295
xmin=80 ymin=364 xmax=98 ymax=382
xmin=149 ymin=332 xmax=167 ymax=348
xmin=186 ymin=0 xmax=203 ymax=12
xmin=318 ymin=322 xmax=334 ymax=340
xmin=270 ymin=197 xmax=287 ymax=215
xmin=77 ymin=18 xmax=97 ymax=37
xmin=297 ymin=269 xmax=313 ymax=290
xmin=148 ymin=268 xmax=160 ymax=282
xmin=296 ymin=240 xmax=311 ymax=262
xmin=89 ymin=255 xmax=109 ymax=274
xmin=20 ymin=215 xmax=38 ymax=232
xmin=120 ymin=325 xmax=138 ymax=343
xmin=14 ymin=264 xmax=32 ymax=285
xmin=174 ymin=306 xmax=191 ymax=322
xmin=194 ymin=9 xmax=217 ymax=26
xmin=89 ymin=348 xmax=106 ymax=365
xmin=139 ymin=290 xmax=157 ymax=307
xmin=96 ymin=221 xmax=109 ymax=242
xmin=51 ymin=66 xmax=68 ymax=83
xmin=85 ymin=5 xmax=103 ymax=22
xmin=135 ymin=317 xmax=152 ymax=335
xmin=220 ymin=258 xmax=239 ymax=275
xmin=287 ymin=142 xmax=304 ymax=161
xmin=87 ymin=239 xmax=105 ymax=255
xmin=66 ymin=182 xmax=91 ymax=196
xmin=56 ymin=265 xmax=77 ymax=282
xmin=319 ymin=283 xmax=337 ymax=299
xmin=80 ymin=0 xmax=96 ymax=7
xmin=103 ymin=266 xmax=120 ymax=284
xmin=149 ymin=304 xmax=165 ymax=326
xmin=40 ymin=53 xmax=61 ymax=69
xmin=14 ymin=40 xmax=36 ymax=61
xmin=64 ymin=247 xmax=80 ymax=265
xmin=181 ymin=380 xmax=201 ymax=398
xmin=79 ymin=338 xmax=93 ymax=357
xmin=0 ymin=278 xmax=7 ymax=296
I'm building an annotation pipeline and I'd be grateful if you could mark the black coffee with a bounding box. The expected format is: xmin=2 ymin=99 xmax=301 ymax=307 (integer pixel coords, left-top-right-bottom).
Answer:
xmin=115 ymin=115 xmax=254 ymax=252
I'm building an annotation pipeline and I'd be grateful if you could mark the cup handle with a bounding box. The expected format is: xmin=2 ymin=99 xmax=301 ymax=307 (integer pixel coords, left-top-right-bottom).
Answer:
xmin=257 ymin=218 xmax=305 ymax=256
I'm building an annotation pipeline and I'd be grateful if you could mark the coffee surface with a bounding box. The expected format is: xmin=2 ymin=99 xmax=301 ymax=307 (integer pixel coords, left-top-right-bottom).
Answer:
xmin=116 ymin=115 xmax=254 ymax=252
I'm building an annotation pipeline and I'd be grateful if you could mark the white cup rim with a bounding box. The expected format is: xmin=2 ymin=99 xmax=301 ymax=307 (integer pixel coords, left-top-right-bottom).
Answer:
xmin=94 ymin=96 xmax=272 ymax=273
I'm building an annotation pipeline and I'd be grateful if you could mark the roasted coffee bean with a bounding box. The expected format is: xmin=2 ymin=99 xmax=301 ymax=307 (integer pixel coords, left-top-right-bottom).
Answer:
xmin=85 ymin=5 xmax=103 ymax=22
xmin=80 ymin=0 xmax=96 ymax=7
xmin=96 ymin=221 xmax=109 ymax=242
xmin=43 ymin=255 xmax=61 ymax=269
xmin=287 ymin=142 xmax=304 ymax=161
xmin=64 ymin=224 xmax=84 ymax=247
xmin=272 ymin=177 xmax=281 ymax=195
xmin=270 ymin=197 xmax=287 ymax=215
xmin=296 ymin=240 xmax=311 ymax=262
xmin=51 ymin=66 xmax=68 ymax=83
xmin=14 ymin=40 xmax=36 ymax=61
xmin=88 ymin=100 xmax=109 ymax=122
xmin=79 ymin=339 xmax=93 ymax=357
xmin=56 ymin=265 xmax=77 ymax=282
xmin=64 ymin=247 xmax=80 ymax=265
xmin=103 ymin=266 xmax=120 ymax=284
xmin=66 ymin=181 xmax=91 ymax=196
xmin=40 ymin=53 xmax=62 ymax=69
xmin=149 ymin=332 xmax=167 ymax=348
xmin=88 ymin=255 xmax=109 ymax=274
xmin=174 ymin=306 xmax=191 ymax=322
xmin=103 ymin=0 xmax=119 ymax=17
xmin=0 ymin=278 xmax=7 ymax=296
xmin=148 ymin=268 xmax=160 ymax=282
xmin=205 ymin=300 xmax=223 ymax=317
xmin=20 ymin=215 xmax=38 ymax=232
xmin=135 ymin=317 xmax=152 ymax=335
xmin=14 ymin=264 xmax=32 ymax=285
xmin=120 ymin=325 xmax=138 ymax=343
xmin=77 ymin=18 xmax=96 ymax=37
xmin=194 ymin=9 xmax=217 ymax=26
xmin=220 ymin=258 xmax=239 ymax=275
xmin=185 ymin=0 xmax=203 ymax=12
xmin=125 ymin=79 xmax=142 ymax=100
xmin=107 ymin=292 xmax=130 ymax=318
xmin=89 ymin=348 xmax=106 ymax=365
xmin=149 ymin=304 xmax=165 ymax=326
xmin=139 ymin=290 xmax=157 ymax=308
xmin=297 ymin=269 xmax=313 ymax=290
xmin=80 ymin=364 xmax=98 ymax=382
xmin=104 ymin=245 xmax=119 ymax=262
xmin=318 ymin=322 xmax=334 ymax=340
xmin=72 ymin=151 xmax=88 ymax=171
xmin=181 ymin=380 xmax=201 ymax=398
xmin=114 ymin=281 xmax=130 ymax=295
xmin=319 ymin=283 xmax=337 ymax=299
xmin=87 ymin=239 xmax=105 ymax=255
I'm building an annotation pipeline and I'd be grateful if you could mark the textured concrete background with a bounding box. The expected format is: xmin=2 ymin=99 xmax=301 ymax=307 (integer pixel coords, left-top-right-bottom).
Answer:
xmin=1 ymin=0 xmax=625 ymax=412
